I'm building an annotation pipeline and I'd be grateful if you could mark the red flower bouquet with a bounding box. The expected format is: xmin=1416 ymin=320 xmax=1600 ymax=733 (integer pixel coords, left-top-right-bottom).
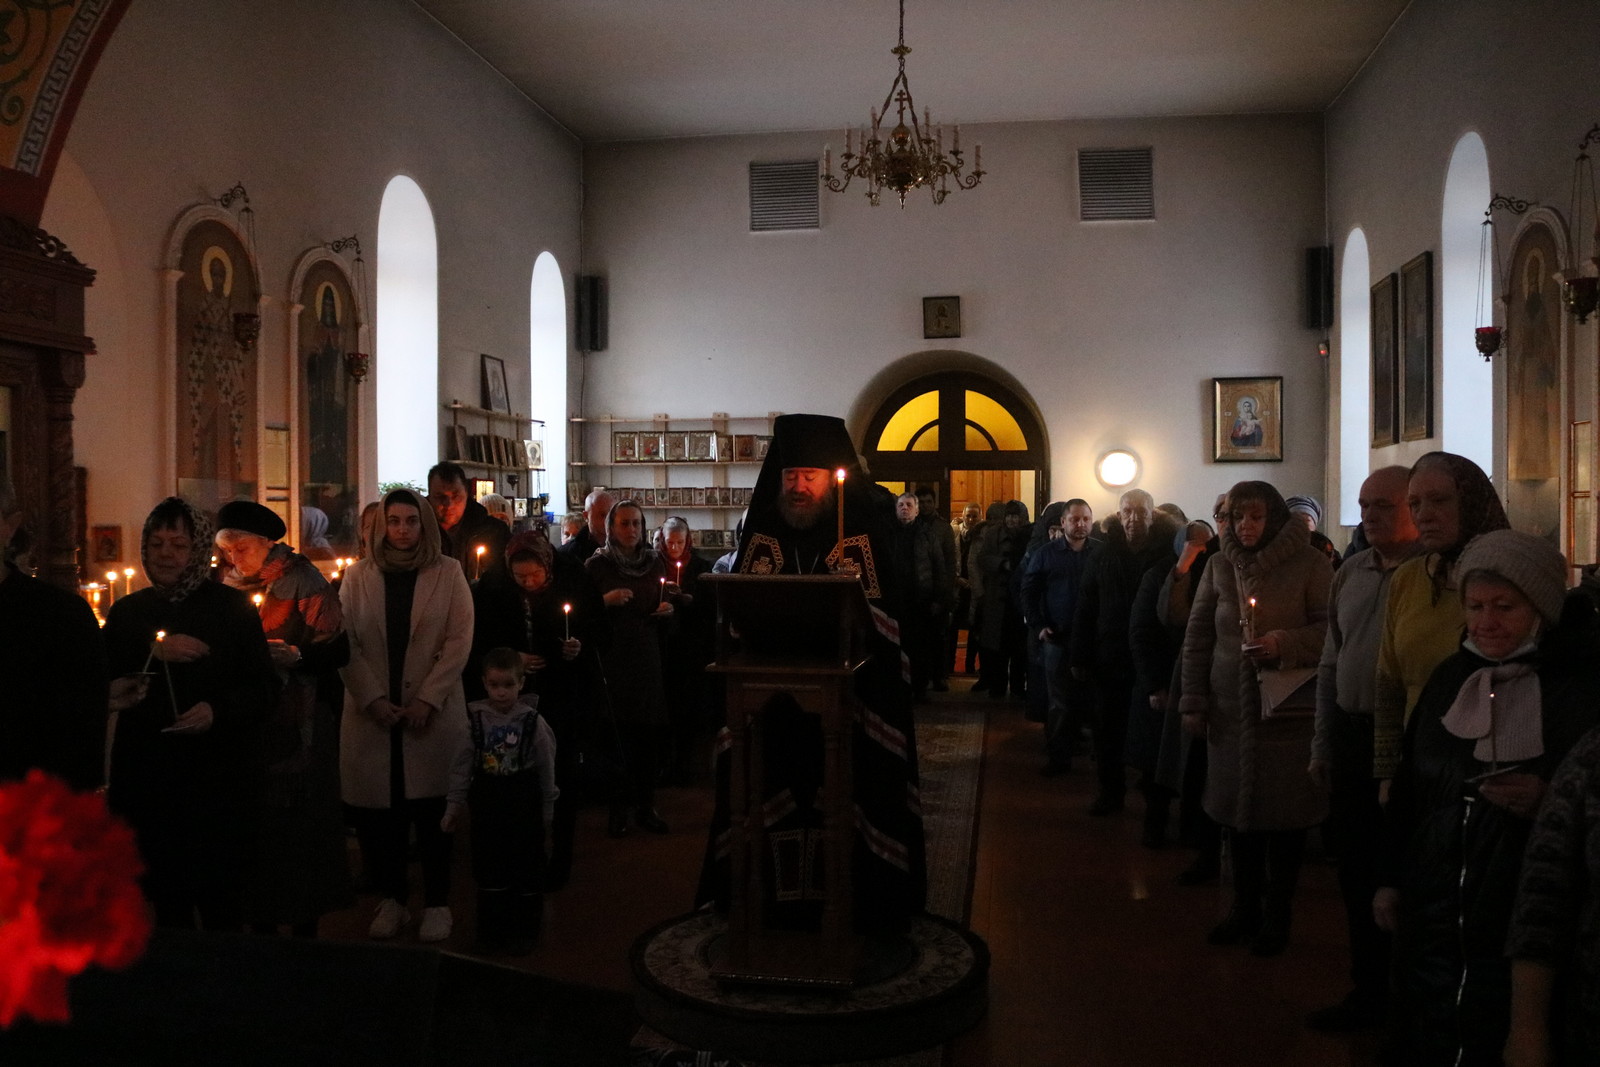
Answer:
xmin=0 ymin=770 xmax=151 ymax=1026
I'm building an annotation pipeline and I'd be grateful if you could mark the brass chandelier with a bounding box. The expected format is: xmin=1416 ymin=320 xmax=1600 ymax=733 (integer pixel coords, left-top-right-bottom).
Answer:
xmin=819 ymin=0 xmax=984 ymax=208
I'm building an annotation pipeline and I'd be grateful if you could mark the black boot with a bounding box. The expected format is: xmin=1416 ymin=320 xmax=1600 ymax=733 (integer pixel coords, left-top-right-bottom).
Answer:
xmin=1209 ymin=830 xmax=1264 ymax=946
xmin=1251 ymin=830 xmax=1305 ymax=957
xmin=474 ymin=889 xmax=510 ymax=954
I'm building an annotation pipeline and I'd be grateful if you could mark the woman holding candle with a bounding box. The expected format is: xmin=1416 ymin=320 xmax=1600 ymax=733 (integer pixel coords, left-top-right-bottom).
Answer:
xmin=584 ymin=499 xmax=672 ymax=837
xmin=469 ymin=528 xmax=604 ymax=888
xmin=339 ymin=488 xmax=474 ymax=943
xmin=103 ymin=497 xmax=276 ymax=930
xmin=213 ymin=500 xmax=353 ymax=936
xmin=1374 ymin=530 xmax=1600 ymax=1065
xmin=1178 ymin=481 xmax=1332 ymax=956
xmin=655 ymin=516 xmax=715 ymax=784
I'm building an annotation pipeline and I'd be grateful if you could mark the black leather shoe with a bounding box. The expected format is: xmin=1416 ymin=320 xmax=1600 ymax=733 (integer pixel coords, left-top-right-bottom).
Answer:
xmin=1305 ymin=994 xmax=1387 ymax=1032
xmin=1207 ymin=909 xmax=1262 ymax=946
xmin=1086 ymin=795 xmax=1124 ymax=817
xmin=607 ymin=808 xmax=630 ymax=838
xmin=636 ymin=808 xmax=670 ymax=834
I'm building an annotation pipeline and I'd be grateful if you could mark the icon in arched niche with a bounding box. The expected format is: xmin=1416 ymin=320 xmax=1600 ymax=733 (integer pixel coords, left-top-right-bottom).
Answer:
xmin=175 ymin=219 xmax=259 ymax=510
xmin=298 ymin=259 xmax=361 ymax=560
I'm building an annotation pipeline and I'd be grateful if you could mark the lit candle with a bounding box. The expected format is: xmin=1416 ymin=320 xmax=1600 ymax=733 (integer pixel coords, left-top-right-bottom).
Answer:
xmin=331 ymin=569 xmax=340 ymax=582
xmin=1246 ymin=596 xmax=1257 ymax=642
xmin=835 ymin=468 xmax=847 ymax=554
xmin=123 ymin=566 xmax=134 ymax=595
xmin=659 ymin=577 xmax=666 ymax=606
xmin=105 ymin=572 xmax=118 ymax=605
xmin=563 ymin=602 xmax=572 ymax=641
xmin=251 ymin=593 xmax=264 ymax=610
xmin=141 ymin=630 xmax=166 ymax=674
xmin=474 ymin=544 xmax=486 ymax=580
xmin=210 ymin=554 xmax=218 ymax=568
xmin=675 ymin=559 xmax=682 ymax=588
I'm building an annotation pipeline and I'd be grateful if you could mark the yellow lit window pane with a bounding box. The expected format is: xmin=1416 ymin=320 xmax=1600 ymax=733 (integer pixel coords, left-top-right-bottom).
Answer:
xmin=964 ymin=424 xmax=994 ymax=450
xmin=876 ymin=390 xmax=939 ymax=451
xmin=964 ymin=391 xmax=1028 ymax=450
xmin=909 ymin=424 xmax=939 ymax=451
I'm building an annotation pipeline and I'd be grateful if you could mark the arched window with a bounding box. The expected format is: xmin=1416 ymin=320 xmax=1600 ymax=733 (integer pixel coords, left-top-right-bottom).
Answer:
xmin=529 ymin=252 xmax=566 ymax=512
xmin=1441 ymin=132 xmax=1493 ymax=471
xmin=1338 ymin=227 xmax=1371 ymax=526
xmin=377 ymin=176 xmax=438 ymax=488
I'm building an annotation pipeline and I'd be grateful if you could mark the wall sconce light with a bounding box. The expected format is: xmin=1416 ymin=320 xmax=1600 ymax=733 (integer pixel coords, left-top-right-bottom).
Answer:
xmin=1097 ymin=449 xmax=1140 ymax=489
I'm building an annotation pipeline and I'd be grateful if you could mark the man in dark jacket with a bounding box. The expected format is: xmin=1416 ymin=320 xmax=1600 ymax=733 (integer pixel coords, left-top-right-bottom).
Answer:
xmin=1022 ymin=498 xmax=1096 ymax=775
xmin=427 ymin=462 xmax=510 ymax=579
xmin=558 ymin=487 xmax=614 ymax=563
xmin=1071 ymin=489 xmax=1180 ymax=815
xmin=895 ymin=491 xmax=953 ymax=701
xmin=916 ymin=486 xmax=957 ymax=691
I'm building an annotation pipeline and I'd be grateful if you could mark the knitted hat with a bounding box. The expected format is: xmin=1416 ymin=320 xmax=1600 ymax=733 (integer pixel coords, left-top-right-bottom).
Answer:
xmin=1284 ymin=495 xmax=1321 ymax=528
xmin=215 ymin=500 xmax=286 ymax=542
xmin=1457 ymin=529 xmax=1568 ymax=625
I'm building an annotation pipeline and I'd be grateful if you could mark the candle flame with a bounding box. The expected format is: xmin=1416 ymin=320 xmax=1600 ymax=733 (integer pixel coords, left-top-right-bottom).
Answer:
xmin=563 ymin=603 xmax=571 ymax=614
xmin=252 ymin=593 xmax=264 ymax=606
xmin=105 ymin=571 xmax=117 ymax=583
xmin=476 ymin=545 xmax=486 ymax=556
xmin=124 ymin=567 xmax=134 ymax=578
xmin=156 ymin=630 xmax=166 ymax=641
xmin=836 ymin=468 xmax=846 ymax=482
xmin=332 ymin=570 xmax=340 ymax=580
xmin=1249 ymin=597 xmax=1257 ymax=607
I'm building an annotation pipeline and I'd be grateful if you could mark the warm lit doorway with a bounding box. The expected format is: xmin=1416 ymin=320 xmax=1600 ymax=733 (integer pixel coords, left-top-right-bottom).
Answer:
xmin=863 ymin=371 xmax=1048 ymax=517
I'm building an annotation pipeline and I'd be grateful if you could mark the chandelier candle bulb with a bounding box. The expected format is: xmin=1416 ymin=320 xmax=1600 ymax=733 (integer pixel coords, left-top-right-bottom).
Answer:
xmin=953 ymin=125 xmax=959 ymax=151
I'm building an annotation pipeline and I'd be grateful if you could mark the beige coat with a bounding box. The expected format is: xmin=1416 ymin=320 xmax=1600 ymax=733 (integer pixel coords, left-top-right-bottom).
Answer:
xmin=338 ymin=556 xmax=474 ymax=808
xmin=1179 ymin=520 xmax=1331 ymax=832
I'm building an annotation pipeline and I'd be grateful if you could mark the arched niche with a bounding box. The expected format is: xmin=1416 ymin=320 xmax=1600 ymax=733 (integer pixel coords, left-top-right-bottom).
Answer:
xmin=288 ymin=247 xmax=368 ymax=559
xmin=162 ymin=203 xmax=264 ymax=518
xmin=1337 ymin=226 xmax=1371 ymax=527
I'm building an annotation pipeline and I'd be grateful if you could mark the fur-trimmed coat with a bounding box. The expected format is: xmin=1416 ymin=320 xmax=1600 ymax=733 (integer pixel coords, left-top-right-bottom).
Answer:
xmin=1179 ymin=519 xmax=1332 ymax=831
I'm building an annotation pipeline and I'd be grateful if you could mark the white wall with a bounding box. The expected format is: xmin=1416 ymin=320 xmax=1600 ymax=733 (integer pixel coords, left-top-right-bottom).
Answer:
xmin=39 ymin=0 xmax=582 ymax=547
xmin=582 ymin=115 xmax=1329 ymax=521
xmin=1325 ymin=0 xmax=1600 ymax=521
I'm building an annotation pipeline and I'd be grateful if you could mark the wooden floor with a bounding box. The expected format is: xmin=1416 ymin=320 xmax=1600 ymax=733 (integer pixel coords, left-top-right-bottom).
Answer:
xmin=322 ymin=680 xmax=1386 ymax=1064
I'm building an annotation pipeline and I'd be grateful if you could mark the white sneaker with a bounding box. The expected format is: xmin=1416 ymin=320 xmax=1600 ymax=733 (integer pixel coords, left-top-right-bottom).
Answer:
xmin=418 ymin=906 xmax=453 ymax=943
xmin=368 ymin=898 xmax=410 ymax=939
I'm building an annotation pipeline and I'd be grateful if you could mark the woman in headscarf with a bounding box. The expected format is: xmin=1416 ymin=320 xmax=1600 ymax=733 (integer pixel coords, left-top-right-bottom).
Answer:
xmin=655 ymin=515 xmax=715 ymax=784
xmin=1375 ymin=531 xmax=1600 ymax=1065
xmin=299 ymin=505 xmax=336 ymax=561
xmin=1374 ymin=452 xmax=1511 ymax=786
xmin=470 ymin=527 xmax=605 ymax=888
xmin=103 ymin=497 xmax=276 ymax=930
xmin=339 ymin=488 xmax=474 ymax=943
xmin=585 ymin=498 xmax=673 ymax=836
xmin=214 ymin=500 xmax=352 ymax=936
xmin=972 ymin=500 xmax=1030 ymax=698
xmin=1179 ymin=481 xmax=1332 ymax=956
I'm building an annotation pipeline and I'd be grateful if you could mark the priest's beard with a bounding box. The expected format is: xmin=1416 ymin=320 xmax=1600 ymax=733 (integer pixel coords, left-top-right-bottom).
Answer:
xmin=778 ymin=490 xmax=835 ymax=532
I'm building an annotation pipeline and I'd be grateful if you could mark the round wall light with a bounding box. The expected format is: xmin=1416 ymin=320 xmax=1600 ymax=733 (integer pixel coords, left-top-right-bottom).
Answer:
xmin=1097 ymin=449 xmax=1140 ymax=489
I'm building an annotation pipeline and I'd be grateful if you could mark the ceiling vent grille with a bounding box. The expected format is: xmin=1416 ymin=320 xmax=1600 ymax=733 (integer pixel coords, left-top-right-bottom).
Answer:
xmin=1078 ymin=147 xmax=1154 ymax=221
xmin=750 ymin=161 xmax=820 ymax=232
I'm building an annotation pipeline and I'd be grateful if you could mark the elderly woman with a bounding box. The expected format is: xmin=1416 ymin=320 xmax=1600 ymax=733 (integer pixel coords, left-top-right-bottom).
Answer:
xmin=1376 ymin=531 xmax=1600 ymax=1066
xmin=656 ymin=516 xmax=714 ymax=784
xmin=470 ymin=528 xmax=605 ymax=888
xmin=1179 ymin=481 xmax=1332 ymax=956
xmin=214 ymin=500 xmax=352 ymax=936
xmin=585 ymin=499 xmax=672 ymax=837
xmin=1374 ymin=452 xmax=1510 ymax=785
xmin=339 ymin=488 xmax=474 ymax=943
xmin=103 ymin=497 xmax=276 ymax=929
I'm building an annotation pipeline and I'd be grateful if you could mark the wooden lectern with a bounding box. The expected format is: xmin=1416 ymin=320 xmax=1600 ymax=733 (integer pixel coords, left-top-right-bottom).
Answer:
xmin=702 ymin=573 xmax=874 ymax=990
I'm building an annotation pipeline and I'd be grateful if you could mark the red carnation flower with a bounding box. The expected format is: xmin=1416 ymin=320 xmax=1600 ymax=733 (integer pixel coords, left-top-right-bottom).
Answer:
xmin=0 ymin=770 xmax=151 ymax=1027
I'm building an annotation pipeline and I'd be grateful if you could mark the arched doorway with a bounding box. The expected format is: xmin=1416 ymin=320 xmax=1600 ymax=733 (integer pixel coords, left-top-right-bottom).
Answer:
xmin=862 ymin=371 xmax=1049 ymax=518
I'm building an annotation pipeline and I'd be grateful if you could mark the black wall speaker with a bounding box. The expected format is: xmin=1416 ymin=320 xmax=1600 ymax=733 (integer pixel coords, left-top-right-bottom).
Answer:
xmin=1305 ymin=246 xmax=1333 ymax=331
xmin=575 ymin=274 xmax=608 ymax=352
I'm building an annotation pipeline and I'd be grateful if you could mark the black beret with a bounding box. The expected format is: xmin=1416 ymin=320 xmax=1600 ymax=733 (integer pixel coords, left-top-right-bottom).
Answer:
xmin=216 ymin=500 xmax=286 ymax=542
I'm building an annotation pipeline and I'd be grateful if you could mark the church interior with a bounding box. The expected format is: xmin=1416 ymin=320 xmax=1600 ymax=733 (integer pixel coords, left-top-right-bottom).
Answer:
xmin=2 ymin=0 xmax=1598 ymax=1063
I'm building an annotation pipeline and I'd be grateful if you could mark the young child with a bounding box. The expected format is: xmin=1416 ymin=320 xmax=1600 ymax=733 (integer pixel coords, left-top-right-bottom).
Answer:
xmin=452 ymin=647 xmax=558 ymax=954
